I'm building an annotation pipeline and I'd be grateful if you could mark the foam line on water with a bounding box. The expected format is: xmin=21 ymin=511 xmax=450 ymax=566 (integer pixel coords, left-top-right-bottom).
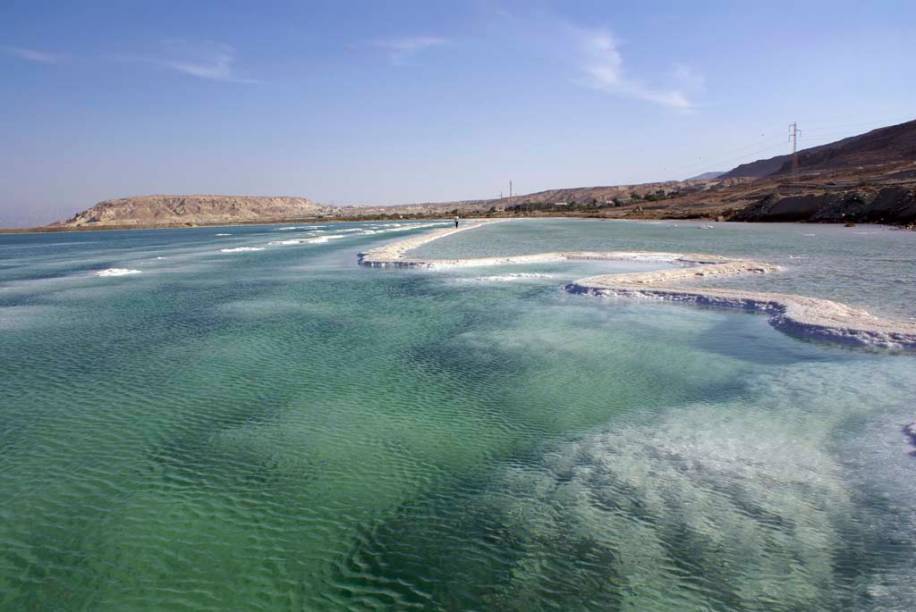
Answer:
xmin=358 ymin=220 xmax=916 ymax=351
xmin=95 ymin=268 xmax=142 ymax=277
xmin=466 ymin=273 xmax=556 ymax=283
xmin=220 ymin=247 xmax=266 ymax=253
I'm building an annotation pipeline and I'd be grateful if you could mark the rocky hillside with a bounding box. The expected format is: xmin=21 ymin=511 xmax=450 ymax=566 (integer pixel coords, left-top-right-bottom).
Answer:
xmin=771 ymin=118 xmax=916 ymax=176
xmin=719 ymin=154 xmax=789 ymax=179
xmin=722 ymin=119 xmax=916 ymax=179
xmin=55 ymin=195 xmax=329 ymax=228
xmin=732 ymin=185 xmax=916 ymax=224
xmin=337 ymin=178 xmax=741 ymax=219
xmin=41 ymin=118 xmax=916 ymax=231
xmin=601 ymin=160 xmax=916 ymax=225
xmin=354 ymin=120 xmax=916 ymax=222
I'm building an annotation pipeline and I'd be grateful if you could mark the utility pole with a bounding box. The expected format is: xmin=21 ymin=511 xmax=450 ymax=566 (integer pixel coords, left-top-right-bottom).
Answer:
xmin=788 ymin=122 xmax=802 ymax=180
xmin=508 ymin=180 xmax=513 ymax=208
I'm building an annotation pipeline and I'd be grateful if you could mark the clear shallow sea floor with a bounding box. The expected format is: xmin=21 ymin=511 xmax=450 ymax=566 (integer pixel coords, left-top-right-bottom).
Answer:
xmin=1 ymin=219 xmax=915 ymax=610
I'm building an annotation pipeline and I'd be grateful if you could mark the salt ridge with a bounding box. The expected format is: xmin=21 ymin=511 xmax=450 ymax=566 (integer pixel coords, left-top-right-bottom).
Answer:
xmin=358 ymin=221 xmax=916 ymax=351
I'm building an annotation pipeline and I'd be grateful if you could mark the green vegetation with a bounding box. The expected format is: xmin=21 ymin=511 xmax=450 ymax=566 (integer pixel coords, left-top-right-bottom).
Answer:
xmin=503 ymin=190 xmax=676 ymax=214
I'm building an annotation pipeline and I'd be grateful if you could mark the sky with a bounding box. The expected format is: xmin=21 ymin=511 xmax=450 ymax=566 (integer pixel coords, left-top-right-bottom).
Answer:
xmin=1 ymin=0 xmax=915 ymax=226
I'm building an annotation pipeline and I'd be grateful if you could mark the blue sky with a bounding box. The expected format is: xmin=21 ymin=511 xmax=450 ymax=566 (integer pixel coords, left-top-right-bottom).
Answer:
xmin=1 ymin=0 xmax=915 ymax=226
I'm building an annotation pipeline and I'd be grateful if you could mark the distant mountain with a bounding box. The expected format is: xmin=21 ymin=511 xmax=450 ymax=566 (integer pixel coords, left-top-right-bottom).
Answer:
xmin=722 ymin=118 xmax=916 ymax=179
xmin=54 ymin=195 xmax=329 ymax=228
xmin=686 ymin=171 xmax=724 ymax=180
xmin=770 ymin=118 xmax=916 ymax=176
xmin=41 ymin=118 xmax=916 ymax=231
xmin=719 ymin=155 xmax=789 ymax=179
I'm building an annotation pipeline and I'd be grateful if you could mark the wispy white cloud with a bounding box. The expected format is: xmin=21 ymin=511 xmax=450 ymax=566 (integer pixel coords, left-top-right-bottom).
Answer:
xmin=3 ymin=46 xmax=66 ymax=64
xmin=125 ymin=40 xmax=257 ymax=83
xmin=482 ymin=8 xmax=701 ymax=110
xmin=369 ymin=36 xmax=448 ymax=65
xmin=574 ymin=29 xmax=693 ymax=109
xmin=671 ymin=62 xmax=705 ymax=92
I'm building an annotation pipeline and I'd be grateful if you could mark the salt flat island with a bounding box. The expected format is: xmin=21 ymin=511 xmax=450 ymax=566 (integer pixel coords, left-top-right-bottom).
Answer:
xmin=2 ymin=218 xmax=916 ymax=610
xmin=360 ymin=220 xmax=916 ymax=350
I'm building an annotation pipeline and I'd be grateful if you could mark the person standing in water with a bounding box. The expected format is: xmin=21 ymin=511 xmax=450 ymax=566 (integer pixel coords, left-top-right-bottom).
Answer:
xmin=454 ymin=215 xmax=460 ymax=228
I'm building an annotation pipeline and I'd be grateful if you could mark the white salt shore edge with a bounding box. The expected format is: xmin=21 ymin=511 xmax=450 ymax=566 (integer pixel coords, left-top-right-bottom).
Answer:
xmin=358 ymin=220 xmax=916 ymax=351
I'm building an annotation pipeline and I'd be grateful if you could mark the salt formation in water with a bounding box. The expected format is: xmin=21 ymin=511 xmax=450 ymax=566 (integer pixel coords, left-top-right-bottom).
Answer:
xmin=359 ymin=221 xmax=916 ymax=350
xmin=268 ymin=235 xmax=346 ymax=246
xmin=469 ymin=273 xmax=556 ymax=282
xmin=904 ymin=423 xmax=916 ymax=455
xmin=95 ymin=268 xmax=142 ymax=277
xmin=220 ymin=247 xmax=266 ymax=253
xmin=470 ymin=361 xmax=916 ymax=609
xmin=306 ymin=235 xmax=345 ymax=244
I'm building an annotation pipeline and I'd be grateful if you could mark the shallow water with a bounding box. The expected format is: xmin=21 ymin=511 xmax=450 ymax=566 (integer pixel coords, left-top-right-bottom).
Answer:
xmin=1 ymin=220 xmax=915 ymax=610
xmin=415 ymin=218 xmax=916 ymax=320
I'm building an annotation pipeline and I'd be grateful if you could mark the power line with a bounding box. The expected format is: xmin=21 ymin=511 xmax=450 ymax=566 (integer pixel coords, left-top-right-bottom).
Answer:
xmin=788 ymin=122 xmax=802 ymax=179
xmin=797 ymin=112 xmax=914 ymax=132
xmin=668 ymin=113 xmax=911 ymax=181
xmin=673 ymin=138 xmax=787 ymax=178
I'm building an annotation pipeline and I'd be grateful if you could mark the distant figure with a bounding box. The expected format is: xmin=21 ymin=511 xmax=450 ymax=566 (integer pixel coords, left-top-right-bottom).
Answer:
xmin=454 ymin=216 xmax=460 ymax=228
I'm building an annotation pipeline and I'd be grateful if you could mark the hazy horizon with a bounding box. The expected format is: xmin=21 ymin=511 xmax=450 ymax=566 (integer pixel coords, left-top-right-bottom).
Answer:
xmin=2 ymin=0 xmax=916 ymax=227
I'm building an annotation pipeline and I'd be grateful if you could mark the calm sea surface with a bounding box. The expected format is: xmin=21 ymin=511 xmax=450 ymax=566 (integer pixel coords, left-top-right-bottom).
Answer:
xmin=1 ymin=219 xmax=915 ymax=610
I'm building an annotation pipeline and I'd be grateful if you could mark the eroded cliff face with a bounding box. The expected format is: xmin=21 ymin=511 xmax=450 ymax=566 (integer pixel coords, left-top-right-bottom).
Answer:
xmin=56 ymin=195 xmax=329 ymax=228
xmin=732 ymin=187 xmax=916 ymax=225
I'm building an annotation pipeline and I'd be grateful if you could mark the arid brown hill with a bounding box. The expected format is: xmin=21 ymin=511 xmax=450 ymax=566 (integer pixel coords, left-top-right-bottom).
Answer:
xmin=719 ymin=154 xmax=789 ymax=179
xmin=771 ymin=118 xmax=916 ymax=176
xmin=55 ymin=195 xmax=329 ymax=228
xmin=722 ymin=118 xmax=916 ymax=179
xmin=41 ymin=118 xmax=916 ymax=231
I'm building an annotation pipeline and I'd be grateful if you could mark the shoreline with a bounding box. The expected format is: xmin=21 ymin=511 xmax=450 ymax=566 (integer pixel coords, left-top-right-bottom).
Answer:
xmin=3 ymin=214 xmax=914 ymax=235
xmin=358 ymin=220 xmax=916 ymax=351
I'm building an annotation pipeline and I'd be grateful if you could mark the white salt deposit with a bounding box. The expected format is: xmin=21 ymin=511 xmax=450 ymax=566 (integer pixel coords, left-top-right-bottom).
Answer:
xmin=95 ymin=268 xmax=142 ymax=277
xmin=358 ymin=220 xmax=916 ymax=351
xmin=220 ymin=247 xmax=266 ymax=253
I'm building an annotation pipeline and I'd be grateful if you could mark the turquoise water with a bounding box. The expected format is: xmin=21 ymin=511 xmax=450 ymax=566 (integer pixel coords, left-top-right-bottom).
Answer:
xmin=1 ymin=220 xmax=915 ymax=610
xmin=415 ymin=218 xmax=916 ymax=320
